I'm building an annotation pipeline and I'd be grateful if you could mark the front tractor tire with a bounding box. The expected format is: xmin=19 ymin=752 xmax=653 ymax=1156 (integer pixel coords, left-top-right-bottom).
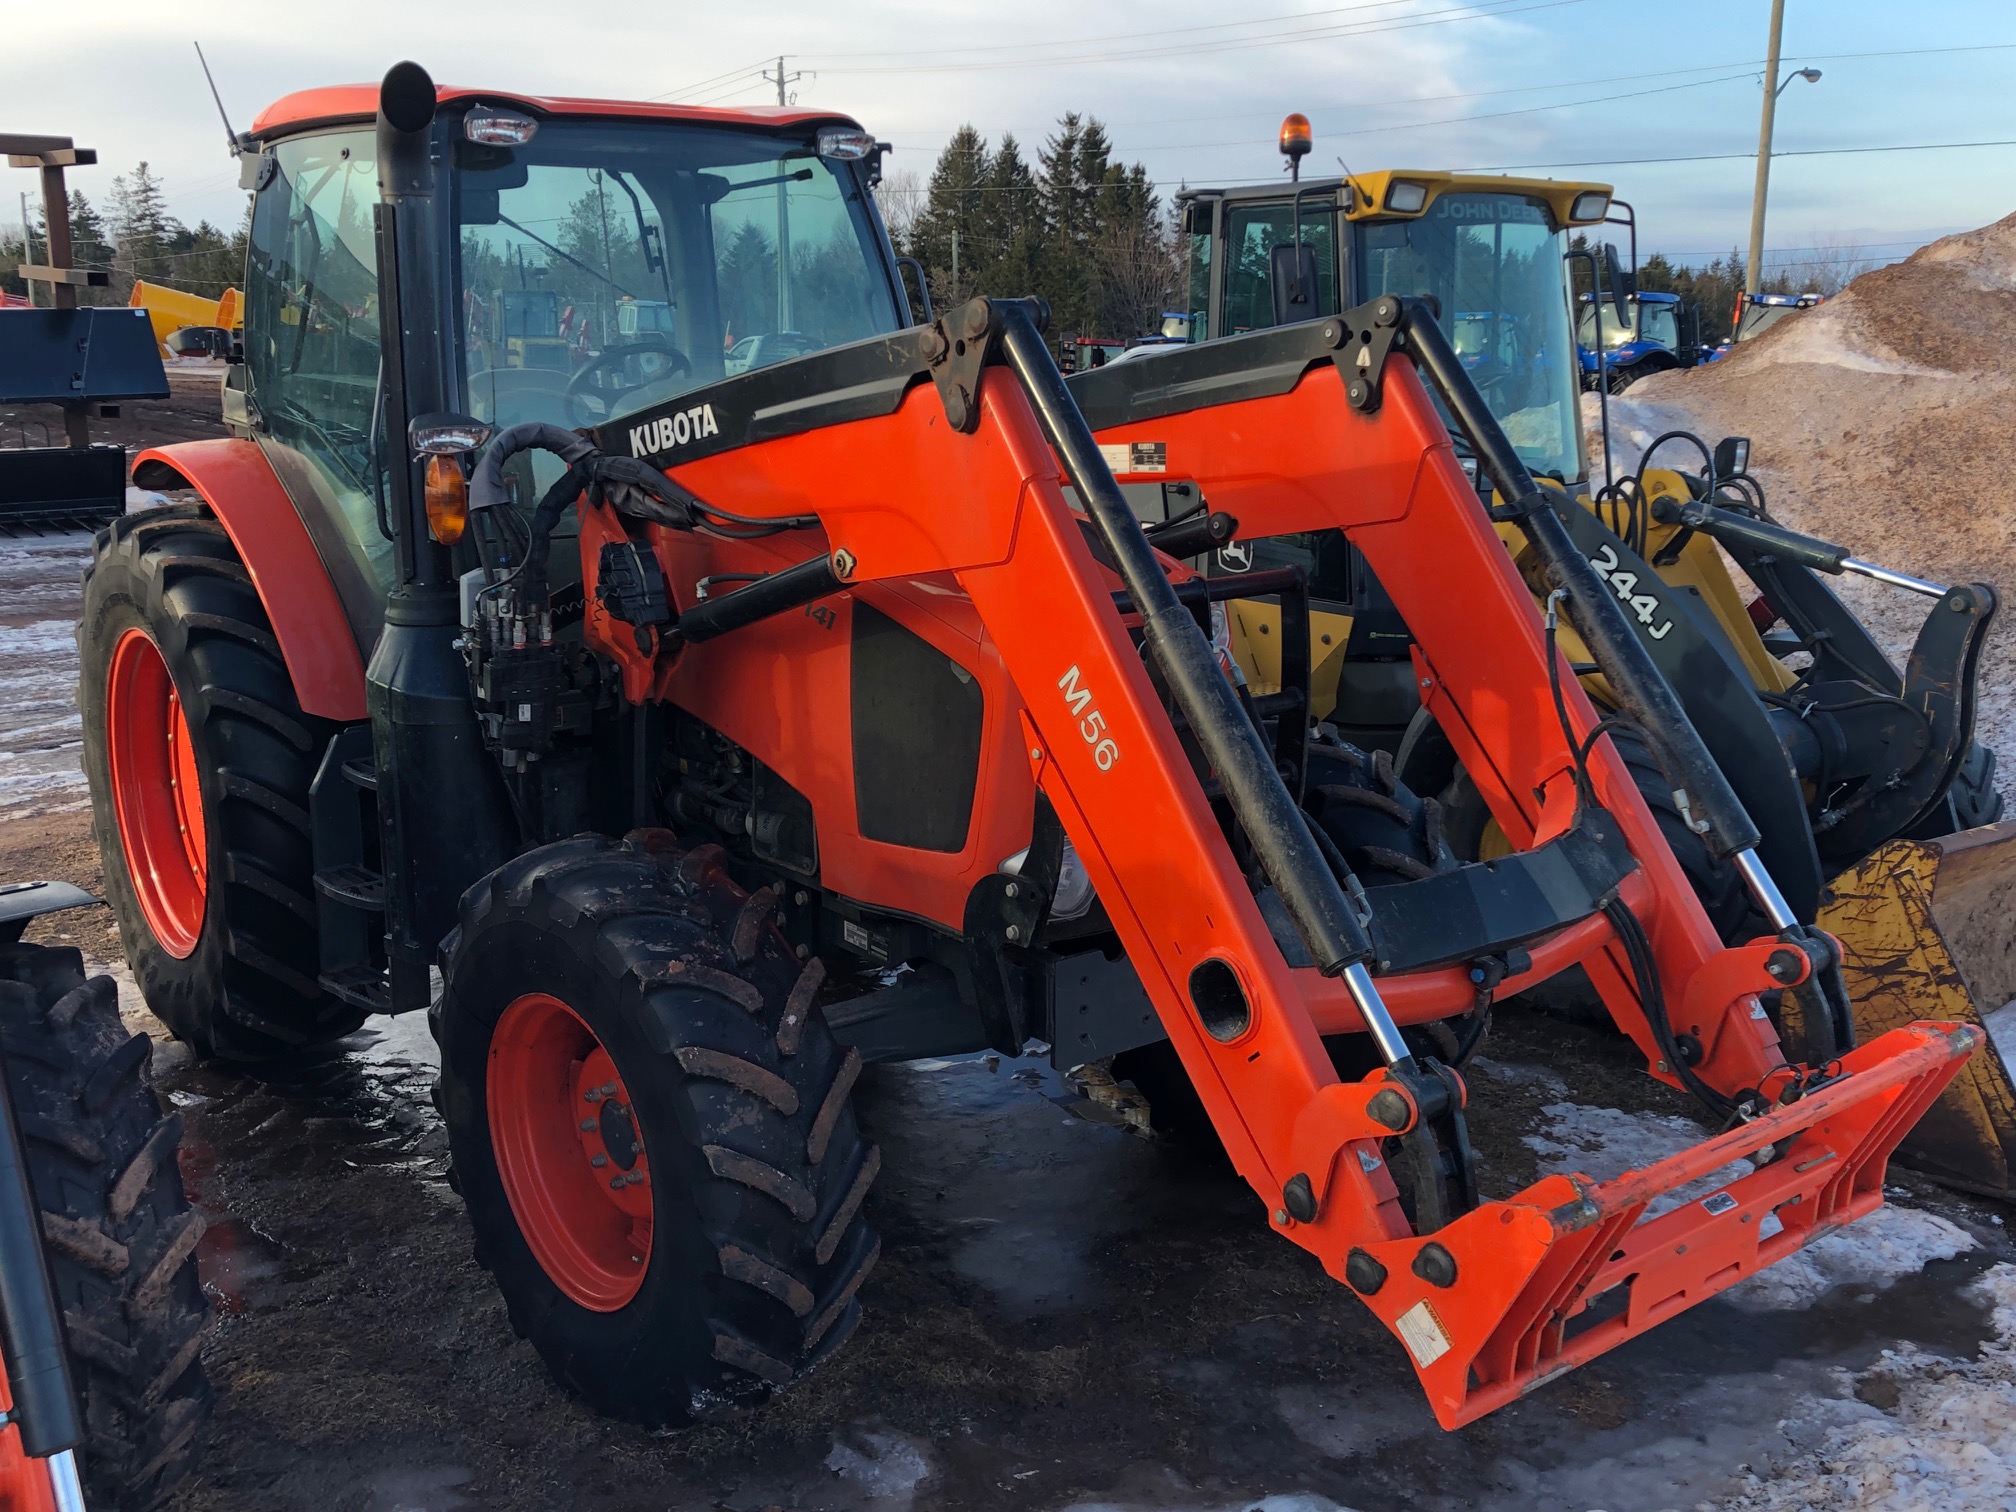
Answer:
xmin=433 ymin=834 xmax=880 ymax=1426
xmin=79 ymin=507 xmax=354 ymax=1061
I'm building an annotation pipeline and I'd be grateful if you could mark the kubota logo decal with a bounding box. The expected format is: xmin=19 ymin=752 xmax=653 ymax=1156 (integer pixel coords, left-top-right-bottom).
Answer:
xmin=1058 ymin=664 xmax=1121 ymax=771
xmin=629 ymin=404 xmax=721 ymax=458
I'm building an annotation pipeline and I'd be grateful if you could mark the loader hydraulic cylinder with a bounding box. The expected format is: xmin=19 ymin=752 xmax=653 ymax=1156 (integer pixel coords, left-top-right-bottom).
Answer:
xmin=0 ymin=1055 xmax=79 ymax=1460
xmin=994 ymin=305 xmax=1420 ymax=1066
xmin=1399 ymin=303 xmax=1765 ymax=865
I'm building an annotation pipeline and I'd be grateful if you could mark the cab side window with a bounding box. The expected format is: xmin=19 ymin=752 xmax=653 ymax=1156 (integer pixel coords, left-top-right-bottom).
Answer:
xmin=244 ymin=130 xmax=392 ymax=589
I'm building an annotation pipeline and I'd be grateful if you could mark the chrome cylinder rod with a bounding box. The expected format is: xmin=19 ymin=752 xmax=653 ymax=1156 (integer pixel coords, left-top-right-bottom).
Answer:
xmin=1342 ymin=961 xmax=1414 ymax=1068
xmin=1840 ymin=557 xmax=1947 ymax=598
xmin=47 ymin=1450 xmax=85 ymax=1512
xmin=1732 ymin=847 xmax=1800 ymax=932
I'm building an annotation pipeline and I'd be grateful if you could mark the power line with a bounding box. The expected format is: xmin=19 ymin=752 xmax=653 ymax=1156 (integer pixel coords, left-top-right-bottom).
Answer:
xmin=816 ymin=0 xmax=1596 ymax=75
xmin=854 ymin=38 xmax=2016 ymax=146
xmin=811 ymin=0 xmax=1432 ymax=60
xmin=651 ymin=56 xmax=778 ymax=103
xmin=1112 ymin=69 xmax=1760 ymax=155
xmin=1449 ymin=138 xmax=2016 ymax=173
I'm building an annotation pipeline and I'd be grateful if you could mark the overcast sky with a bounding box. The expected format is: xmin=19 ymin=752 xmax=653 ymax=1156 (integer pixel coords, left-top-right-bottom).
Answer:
xmin=6 ymin=0 xmax=2012 ymax=272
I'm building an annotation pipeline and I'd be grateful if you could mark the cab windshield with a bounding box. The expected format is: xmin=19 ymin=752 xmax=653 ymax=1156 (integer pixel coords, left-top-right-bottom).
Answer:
xmin=1357 ymin=193 xmax=1580 ymax=484
xmin=454 ymin=119 xmax=901 ymax=451
xmin=1736 ymin=300 xmax=1801 ymax=342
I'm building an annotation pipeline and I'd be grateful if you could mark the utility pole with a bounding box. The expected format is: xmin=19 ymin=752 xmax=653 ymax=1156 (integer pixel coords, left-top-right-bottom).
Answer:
xmin=762 ymin=55 xmax=801 ymax=106
xmin=763 ymin=57 xmax=803 ymax=328
xmin=951 ymin=230 xmax=959 ymax=304
xmin=1745 ymin=0 xmax=1787 ymax=297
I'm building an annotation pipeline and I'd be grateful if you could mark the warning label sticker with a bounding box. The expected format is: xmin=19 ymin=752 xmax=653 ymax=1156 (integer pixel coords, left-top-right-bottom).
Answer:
xmin=1395 ymin=1300 xmax=1453 ymax=1367
xmin=1098 ymin=441 xmax=1167 ymax=475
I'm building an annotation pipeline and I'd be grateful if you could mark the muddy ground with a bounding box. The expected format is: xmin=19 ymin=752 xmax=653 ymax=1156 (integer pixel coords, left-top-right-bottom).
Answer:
xmin=7 ymin=370 xmax=2016 ymax=1511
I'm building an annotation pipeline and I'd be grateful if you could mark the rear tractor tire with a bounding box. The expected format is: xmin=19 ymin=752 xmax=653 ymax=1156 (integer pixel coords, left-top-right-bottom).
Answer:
xmin=432 ymin=833 xmax=880 ymax=1426
xmin=79 ymin=506 xmax=352 ymax=1061
xmin=0 ymin=942 xmax=210 ymax=1510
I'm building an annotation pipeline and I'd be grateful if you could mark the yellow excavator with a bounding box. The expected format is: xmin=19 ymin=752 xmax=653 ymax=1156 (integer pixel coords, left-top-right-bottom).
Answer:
xmin=128 ymin=278 xmax=242 ymax=357
xmin=1163 ymin=115 xmax=2016 ymax=1196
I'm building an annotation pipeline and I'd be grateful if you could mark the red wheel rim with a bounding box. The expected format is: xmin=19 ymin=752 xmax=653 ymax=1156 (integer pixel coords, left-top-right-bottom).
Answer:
xmin=488 ymin=993 xmax=653 ymax=1310
xmin=105 ymin=629 xmax=209 ymax=958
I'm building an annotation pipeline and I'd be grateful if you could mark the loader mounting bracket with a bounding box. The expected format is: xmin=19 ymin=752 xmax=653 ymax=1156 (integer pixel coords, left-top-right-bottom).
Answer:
xmin=925 ymin=300 xmax=998 ymax=433
xmin=1334 ymin=295 xmax=1408 ymax=413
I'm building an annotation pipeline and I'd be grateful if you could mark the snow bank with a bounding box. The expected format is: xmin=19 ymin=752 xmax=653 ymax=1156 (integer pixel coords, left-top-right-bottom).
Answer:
xmin=1723 ymin=1266 xmax=2016 ymax=1511
xmin=1586 ymin=212 xmax=2016 ymax=767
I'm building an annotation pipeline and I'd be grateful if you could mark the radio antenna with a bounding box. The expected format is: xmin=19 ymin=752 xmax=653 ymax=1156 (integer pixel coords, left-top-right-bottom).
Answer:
xmin=1335 ymin=156 xmax=1371 ymax=211
xmin=194 ymin=42 xmax=245 ymax=156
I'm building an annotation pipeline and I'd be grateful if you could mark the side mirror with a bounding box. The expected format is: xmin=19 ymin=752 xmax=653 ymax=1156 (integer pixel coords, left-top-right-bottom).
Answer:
xmin=1181 ymin=199 xmax=1213 ymax=236
xmin=1713 ymin=436 xmax=1751 ymax=478
xmin=1602 ymin=242 xmax=1631 ymax=320
xmin=1269 ymin=243 xmax=1320 ymax=327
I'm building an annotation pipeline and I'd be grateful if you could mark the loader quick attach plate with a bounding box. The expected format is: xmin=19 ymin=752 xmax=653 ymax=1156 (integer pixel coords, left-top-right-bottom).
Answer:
xmin=1352 ymin=1021 xmax=1975 ymax=1427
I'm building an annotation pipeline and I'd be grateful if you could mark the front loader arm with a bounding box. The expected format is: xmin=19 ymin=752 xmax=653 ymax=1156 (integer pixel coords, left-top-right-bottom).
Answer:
xmin=578 ymin=298 xmax=1973 ymax=1428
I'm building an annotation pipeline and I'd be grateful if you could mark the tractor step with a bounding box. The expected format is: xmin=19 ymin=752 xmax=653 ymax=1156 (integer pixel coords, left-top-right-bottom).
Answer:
xmin=314 ymin=865 xmax=385 ymax=911
xmin=1347 ymin=1021 xmax=1977 ymax=1428
xmin=341 ymin=758 xmax=378 ymax=791
xmin=319 ymin=964 xmax=391 ymax=1014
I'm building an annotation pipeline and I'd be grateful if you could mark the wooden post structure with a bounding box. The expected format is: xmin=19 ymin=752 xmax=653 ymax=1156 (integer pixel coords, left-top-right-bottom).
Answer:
xmin=4 ymin=134 xmax=110 ymax=447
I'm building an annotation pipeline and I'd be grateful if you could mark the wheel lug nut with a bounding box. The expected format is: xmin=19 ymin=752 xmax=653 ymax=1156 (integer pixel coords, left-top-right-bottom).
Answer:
xmin=584 ymin=1089 xmax=603 ymax=1103
xmin=601 ymin=1082 xmax=616 ymax=1096
xmin=591 ymin=1154 xmax=607 ymax=1167
xmin=581 ymin=1119 xmax=596 ymax=1131
xmin=609 ymin=1177 xmax=624 ymax=1190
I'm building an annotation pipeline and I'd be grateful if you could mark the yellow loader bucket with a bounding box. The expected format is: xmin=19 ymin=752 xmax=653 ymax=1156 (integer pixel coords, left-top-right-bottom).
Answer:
xmin=1818 ymin=820 xmax=2016 ymax=1197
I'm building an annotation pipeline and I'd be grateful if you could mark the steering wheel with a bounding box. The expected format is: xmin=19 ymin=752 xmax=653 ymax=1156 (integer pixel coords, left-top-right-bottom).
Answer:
xmin=564 ymin=337 xmax=692 ymax=425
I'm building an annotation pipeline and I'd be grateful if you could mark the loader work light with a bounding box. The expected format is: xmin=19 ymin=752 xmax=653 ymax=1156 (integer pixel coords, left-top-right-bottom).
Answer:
xmin=1384 ymin=180 xmax=1429 ymax=214
xmin=464 ymin=109 xmax=539 ymax=145
xmin=1570 ymin=190 xmax=1611 ymax=223
xmin=817 ymin=126 xmax=877 ymax=160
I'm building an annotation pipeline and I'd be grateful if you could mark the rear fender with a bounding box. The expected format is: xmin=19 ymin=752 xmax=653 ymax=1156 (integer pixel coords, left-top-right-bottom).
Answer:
xmin=129 ymin=439 xmax=367 ymax=720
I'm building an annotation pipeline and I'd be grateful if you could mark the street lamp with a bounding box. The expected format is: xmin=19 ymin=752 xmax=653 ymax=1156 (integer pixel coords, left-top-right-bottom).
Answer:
xmin=1747 ymin=0 xmax=1822 ymax=295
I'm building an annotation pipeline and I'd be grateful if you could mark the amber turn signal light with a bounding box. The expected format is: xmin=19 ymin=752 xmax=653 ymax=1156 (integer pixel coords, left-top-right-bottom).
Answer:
xmin=425 ymin=453 xmax=469 ymax=545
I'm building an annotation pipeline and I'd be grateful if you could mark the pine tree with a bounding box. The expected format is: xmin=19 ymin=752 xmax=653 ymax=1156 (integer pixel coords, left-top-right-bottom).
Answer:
xmin=911 ymin=126 xmax=991 ymax=307
xmin=973 ymin=133 xmax=1041 ymax=300
xmin=106 ymin=162 xmax=181 ymax=297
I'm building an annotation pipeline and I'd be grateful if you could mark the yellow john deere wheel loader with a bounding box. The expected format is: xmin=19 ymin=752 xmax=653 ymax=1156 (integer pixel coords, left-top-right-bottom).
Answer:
xmin=1148 ymin=117 xmax=2016 ymax=1197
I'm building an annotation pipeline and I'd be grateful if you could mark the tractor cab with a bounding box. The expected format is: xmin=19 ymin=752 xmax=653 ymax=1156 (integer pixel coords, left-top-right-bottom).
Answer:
xmin=1179 ymin=167 xmax=1612 ymax=491
xmin=231 ymin=89 xmax=909 ymax=635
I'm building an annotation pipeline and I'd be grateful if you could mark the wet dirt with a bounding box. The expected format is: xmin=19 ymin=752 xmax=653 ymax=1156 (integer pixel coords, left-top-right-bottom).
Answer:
xmin=7 ymin=794 xmax=2010 ymax=1512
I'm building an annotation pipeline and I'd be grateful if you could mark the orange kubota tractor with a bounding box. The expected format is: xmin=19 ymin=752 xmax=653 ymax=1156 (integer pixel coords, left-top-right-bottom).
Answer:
xmin=82 ymin=63 xmax=1974 ymax=1432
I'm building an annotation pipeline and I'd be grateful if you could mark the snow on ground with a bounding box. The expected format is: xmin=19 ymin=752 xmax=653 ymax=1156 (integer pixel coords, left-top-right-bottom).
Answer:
xmin=0 ymin=534 xmax=94 ymax=819
xmin=1720 ymin=1265 xmax=2016 ymax=1511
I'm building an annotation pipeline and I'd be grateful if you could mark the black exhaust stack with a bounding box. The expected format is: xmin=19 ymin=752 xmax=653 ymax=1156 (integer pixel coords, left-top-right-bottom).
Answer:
xmin=367 ymin=62 xmax=516 ymax=1010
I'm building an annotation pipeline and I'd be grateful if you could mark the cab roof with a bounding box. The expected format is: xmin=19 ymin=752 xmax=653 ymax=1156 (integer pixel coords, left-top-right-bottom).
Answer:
xmin=250 ymin=85 xmax=860 ymax=141
xmin=1179 ymin=170 xmax=1614 ymax=229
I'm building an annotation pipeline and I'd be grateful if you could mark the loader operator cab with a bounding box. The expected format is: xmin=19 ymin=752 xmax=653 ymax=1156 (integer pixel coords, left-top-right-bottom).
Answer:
xmin=1180 ymin=171 xmax=1608 ymax=490
xmin=237 ymin=93 xmax=906 ymax=639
